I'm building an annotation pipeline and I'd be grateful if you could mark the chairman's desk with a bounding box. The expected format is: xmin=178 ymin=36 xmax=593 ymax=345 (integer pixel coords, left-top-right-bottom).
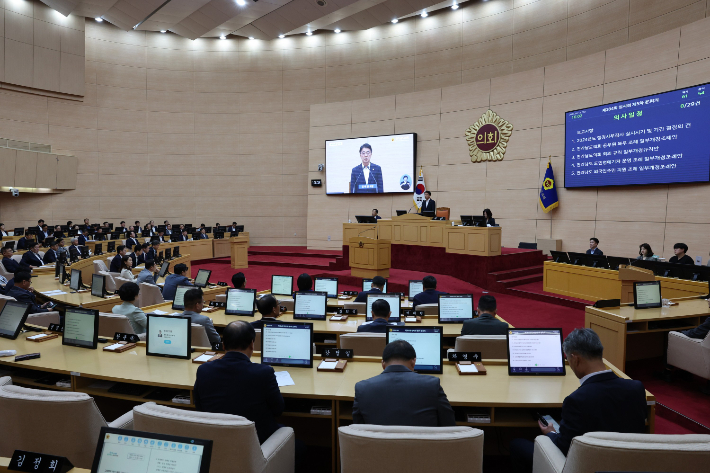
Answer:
xmin=543 ymin=261 xmax=709 ymax=301
xmin=585 ymin=297 xmax=710 ymax=369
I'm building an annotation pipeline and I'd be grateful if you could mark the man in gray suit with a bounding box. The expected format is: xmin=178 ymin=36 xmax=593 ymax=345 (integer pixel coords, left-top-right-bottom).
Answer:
xmin=352 ymin=340 xmax=456 ymax=426
xmin=182 ymin=288 xmax=221 ymax=346
xmin=461 ymin=295 xmax=508 ymax=335
xmin=136 ymin=260 xmax=159 ymax=286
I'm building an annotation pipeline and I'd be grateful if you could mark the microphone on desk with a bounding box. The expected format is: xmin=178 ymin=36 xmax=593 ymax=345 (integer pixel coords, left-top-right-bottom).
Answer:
xmin=352 ymin=167 xmax=365 ymax=194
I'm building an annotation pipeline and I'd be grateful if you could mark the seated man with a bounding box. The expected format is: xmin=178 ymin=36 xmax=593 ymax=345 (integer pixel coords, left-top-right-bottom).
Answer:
xmin=109 ymin=245 xmax=127 ymax=273
xmin=231 ymin=271 xmax=246 ymax=289
xmin=125 ymin=232 xmax=139 ymax=249
xmin=677 ymin=299 xmax=710 ymax=339
xmin=194 ymin=320 xmax=284 ymax=444
xmin=137 ymin=243 xmax=150 ymax=264
xmin=145 ymin=241 xmax=160 ymax=261
xmin=354 ymin=275 xmax=385 ymax=303
xmin=43 ymin=240 xmax=59 ymax=264
xmin=1 ymin=247 xmax=20 ymax=273
xmin=412 ymin=275 xmax=447 ymax=307
xmin=669 ymin=242 xmax=694 ymax=264
xmin=77 ymin=228 xmax=89 ymax=246
xmin=16 ymin=232 xmax=35 ymax=250
xmin=353 ymin=339 xmax=456 ymax=426
xmin=509 ymin=328 xmax=647 ymax=472
xmin=181 ymin=288 xmax=221 ymax=346
xmin=130 ymin=244 xmax=143 ymax=268
xmin=251 ymin=295 xmax=280 ymax=330
xmin=112 ymin=282 xmax=147 ymax=334
xmin=586 ymin=237 xmax=603 ymax=255
xmin=357 ymin=299 xmax=391 ymax=333
xmin=372 ymin=209 xmax=382 ymax=220
xmin=296 ymin=273 xmax=312 ymax=292
xmin=20 ymin=241 xmax=43 ymax=268
xmin=162 ymin=263 xmax=192 ymax=301
xmin=68 ymin=238 xmax=82 ymax=260
xmin=461 ymin=295 xmax=508 ymax=335
xmin=6 ymin=272 xmax=52 ymax=313
xmin=136 ymin=260 xmax=160 ymax=286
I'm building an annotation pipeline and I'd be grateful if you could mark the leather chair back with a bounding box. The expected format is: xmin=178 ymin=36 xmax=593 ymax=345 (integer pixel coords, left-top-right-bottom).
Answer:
xmin=0 ymin=261 xmax=12 ymax=280
xmin=344 ymin=302 xmax=365 ymax=314
xmin=454 ymin=335 xmax=508 ymax=359
xmin=339 ymin=333 xmax=386 ymax=356
xmin=191 ymin=323 xmax=211 ymax=348
xmin=98 ymin=271 xmax=116 ymax=292
xmin=113 ymin=276 xmax=129 ymax=291
xmin=277 ymin=298 xmax=294 ymax=312
xmin=414 ymin=303 xmax=438 ymax=315
xmin=93 ymin=260 xmax=109 ymax=273
xmin=137 ymin=283 xmax=164 ymax=307
xmin=436 ymin=207 xmax=451 ymax=220
xmin=667 ymin=331 xmax=710 ymax=380
xmin=339 ymin=425 xmax=483 ymax=473
xmin=98 ymin=312 xmax=136 ymax=337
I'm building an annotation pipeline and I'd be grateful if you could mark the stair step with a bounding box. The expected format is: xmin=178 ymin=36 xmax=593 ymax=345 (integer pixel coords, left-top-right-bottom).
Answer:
xmin=498 ymin=274 xmax=543 ymax=288
xmin=507 ymin=287 xmax=588 ymax=311
xmin=248 ymin=250 xmax=340 ymax=259
xmin=490 ymin=265 xmax=544 ymax=278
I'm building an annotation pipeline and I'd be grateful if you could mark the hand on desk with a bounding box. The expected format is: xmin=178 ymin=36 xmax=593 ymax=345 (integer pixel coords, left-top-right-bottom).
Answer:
xmin=539 ymin=419 xmax=556 ymax=435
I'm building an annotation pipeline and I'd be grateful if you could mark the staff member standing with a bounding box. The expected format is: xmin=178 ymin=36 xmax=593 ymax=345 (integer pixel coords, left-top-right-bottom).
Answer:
xmin=586 ymin=237 xmax=603 ymax=256
xmin=421 ymin=191 xmax=435 ymax=213
xmin=350 ymin=143 xmax=383 ymax=193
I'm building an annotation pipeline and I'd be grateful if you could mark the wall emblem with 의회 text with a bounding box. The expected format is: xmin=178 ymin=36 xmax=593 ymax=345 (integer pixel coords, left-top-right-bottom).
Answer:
xmin=465 ymin=109 xmax=513 ymax=163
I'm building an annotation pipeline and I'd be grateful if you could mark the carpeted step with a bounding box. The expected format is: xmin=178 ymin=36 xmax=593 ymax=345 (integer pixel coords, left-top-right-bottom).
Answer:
xmin=506 ymin=287 xmax=589 ymax=310
xmin=249 ymin=250 xmax=341 ymax=259
xmin=497 ymin=274 xmax=544 ymax=288
xmin=490 ymin=265 xmax=544 ymax=280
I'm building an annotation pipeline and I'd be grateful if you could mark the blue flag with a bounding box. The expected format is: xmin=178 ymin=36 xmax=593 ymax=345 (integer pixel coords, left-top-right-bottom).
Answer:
xmin=539 ymin=160 xmax=559 ymax=213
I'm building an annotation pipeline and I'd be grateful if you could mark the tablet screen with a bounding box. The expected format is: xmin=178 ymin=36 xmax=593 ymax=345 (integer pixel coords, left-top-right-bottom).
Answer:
xmin=70 ymin=268 xmax=82 ymax=291
xmin=387 ymin=326 xmax=443 ymax=374
xmin=366 ymin=293 xmax=401 ymax=322
xmin=438 ymin=294 xmax=474 ymax=323
xmin=91 ymin=274 xmax=105 ymax=298
xmin=314 ymin=278 xmax=338 ymax=298
xmin=408 ymin=280 xmax=424 ymax=301
xmin=507 ymin=329 xmax=566 ymax=375
xmin=261 ymin=322 xmax=313 ymax=367
xmin=634 ymin=281 xmax=662 ymax=309
xmin=363 ymin=278 xmax=387 ymax=293
xmin=293 ymin=292 xmax=327 ymax=320
xmin=0 ymin=301 xmax=30 ymax=339
xmin=63 ymin=307 xmax=99 ymax=349
xmin=225 ymin=289 xmax=256 ymax=316
xmin=271 ymin=275 xmax=293 ymax=295
xmin=147 ymin=314 xmax=191 ymax=359
xmin=172 ymin=285 xmax=192 ymax=310
xmin=194 ymin=269 xmax=211 ymax=288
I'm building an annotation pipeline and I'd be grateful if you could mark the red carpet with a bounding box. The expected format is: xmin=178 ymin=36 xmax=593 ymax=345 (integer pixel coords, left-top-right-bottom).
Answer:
xmin=248 ymin=255 xmax=337 ymax=266
xmin=511 ymin=281 xmax=594 ymax=305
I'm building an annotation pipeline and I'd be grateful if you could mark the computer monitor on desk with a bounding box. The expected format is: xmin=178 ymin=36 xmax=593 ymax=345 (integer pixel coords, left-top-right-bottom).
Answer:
xmin=633 ymin=281 xmax=662 ymax=309
xmin=146 ymin=314 xmax=191 ymax=359
xmin=550 ymin=251 xmax=570 ymax=264
xmin=158 ymin=261 xmax=170 ymax=278
xmin=293 ymin=291 xmax=327 ymax=320
xmin=261 ymin=321 xmax=313 ymax=368
xmin=507 ymin=328 xmax=565 ymax=376
xmin=396 ymin=210 xmax=407 ymax=216
xmin=171 ymin=285 xmax=192 ymax=311
xmin=471 ymin=216 xmax=487 ymax=227
xmin=271 ymin=275 xmax=293 ymax=296
xmin=62 ymin=307 xmax=99 ymax=349
xmin=193 ymin=269 xmax=211 ymax=287
xmin=438 ymin=294 xmax=474 ymax=323
xmin=567 ymin=252 xmax=586 ymax=266
xmin=70 ymin=269 xmax=83 ymax=291
xmin=226 ymin=288 xmax=257 ymax=316
xmin=408 ymin=280 xmax=423 ymax=301
xmin=366 ymin=293 xmax=401 ymax=322
xmin=584 ymin=254 xmax=608 ymax=268
xmin=420 ymin=211 xmax=435 ymax=218
xmin=0 ymin=301 xmax=31 ymax=340
xmin=314 ymin=277 xmax=338 ymax=298
xmin=460 ymin=215 xmax=473 ymax=226
xmin=91 ymin=274 xmax=106 ymax=298
xmin=355 ymin=216 xmax=378 ymax=224
xmin=94 ymin=243 xmax=103 ymax=255
xmin=387 ymin=326 xmax=443 ymax=374
xmin=607 ymin=256 xmax=631 ymax=270
xmin=106 ymin=241 xmax=116 ymax=253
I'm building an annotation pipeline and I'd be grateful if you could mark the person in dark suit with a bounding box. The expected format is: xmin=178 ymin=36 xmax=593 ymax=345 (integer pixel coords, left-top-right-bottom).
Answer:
xmin=357 ymin=299 xmax=391 ymax=333
xmin=0 ymin=223 xmax=8 ymax=237
xmin=371 ymin=209 xmax=382 ymax=220
xmin=669 ymin=242 xmax=694 ymax=264
xmin=461 ymin=295 xmax=508 ymax=335
xmin=483 ymin=208 xmax=496 ymax=226
xmin=679 ymin=299 xmax=710 ymax=339
xmin=145 ymin=241 xmax=160 ymax=261
xmin=16 ymin=232 xmax=35 ymax=250
xmin=52 ymin=225 xmax=64 ymax=239
xmin=129 ymin=244 xmax=142 ymax=268
xmin=125 ymin=232 xmax=138 ymax=250
xmin=586 ymin=237 xmax=603 ymax=256
xmin=68 ymin=238 xmax=82 ymax=260
xmin=350 ymin=143 xmax=383 ymax=194
xmin=117 ymin=221 xmax=127 ymax=233
xmin=354 ymin=275 xmax=385 ymax=303
xmin=78 ymin=229 xmax=89 ymax=246
xmin=177 ymin=229 xmax=189 ymax=241
xmin=198 ymin=228 xmax=209 ymax=239
xmin=231 ymin=272 xmax=246 ymax=289
xmin=21 ymin=242 xmax=43 ymax=268
xmin=194 ymin=321 xmax=284 ymax=443
xmin=6 ymin=272 xmax=52 ymax=313
xmin=510 ymin=329 xmax=647 ymax=472
xmin=1 ymin=247 xmax=19 ymax=273
xmin=109 ymin=245 xmax=127 ymax=273
xmin=162 ymin=263 xmax=192 ymax=301
xmin=353 ymin=339 xmax=456 ymax=426
xmin=412 ymin=275 xmax=447 ymax=307
xmin=296 ymin=273 xmax=312 ymax=292
xmin=421 ymin=191 xmax=435 ymax=213
xmin=251 ymin=295 xmax=280 ymax=330
xmin=137 ymin=243 xmax=150 ymax=264
xmin=43 ymin=241 xmax=59 ymax=264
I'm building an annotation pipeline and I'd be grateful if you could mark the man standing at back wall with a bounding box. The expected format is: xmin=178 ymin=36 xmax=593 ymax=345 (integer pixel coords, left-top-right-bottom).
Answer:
xmin=350 ymin=143 xmax=383 ymax=193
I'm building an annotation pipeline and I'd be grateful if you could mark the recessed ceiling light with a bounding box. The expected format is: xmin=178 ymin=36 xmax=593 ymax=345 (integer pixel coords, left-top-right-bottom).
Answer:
xmin=334 ymin=28 xmax=341 ymax=33
xmin=95 ymin=17 xmax=103 ymax=22
xmin=421 ymin=11 xmax=428 ymax=17
xmin=236 ymin=0 xmax=247 ymax=5
xmin=306 ymin=31 xmax=313 ymax=36
xmin=219 ymin=35 xmax=227 ymax=40
xmin=248 ymin=36 xmax=254 ymax=40
xmin=160 ymin=30 xmax=167 ymax=33
xmin=391 ymin=18 xmax=398 ymax=23
xmin=451 ymin=3 xmax=458 ymax=9
xmin=279 ymin=34 xmax=285 ymax=38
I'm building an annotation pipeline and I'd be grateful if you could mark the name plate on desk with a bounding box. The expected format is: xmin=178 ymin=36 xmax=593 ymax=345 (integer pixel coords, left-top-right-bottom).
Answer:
xmin=9 ymin=450 xmax=73 ymax=473
xmin=217 ymin=281 xmax=228 ymax=287
xmin=402 ymin=310 xmax=424 ymax=318
xmin=342 ymin=291 xmax=358 ymax=296
xmin=208 ymin=301 xmax=226 ymax=308
xmin=47 ymin=324 xmax=63 ymax=333
xmin=113 ymin=332 xmax=140 ymax=344
xmin=336 ymin=308 xmax=357 ymax=315
xmin=322 ymin=348 xmax=353 ymax=359
xmin=447 ymin=352 xmax=482 ymax=362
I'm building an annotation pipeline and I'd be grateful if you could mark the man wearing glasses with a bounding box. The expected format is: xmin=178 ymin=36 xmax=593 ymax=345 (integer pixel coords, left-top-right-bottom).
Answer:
xmin=350 ymin=143 xmax=383 ymax=193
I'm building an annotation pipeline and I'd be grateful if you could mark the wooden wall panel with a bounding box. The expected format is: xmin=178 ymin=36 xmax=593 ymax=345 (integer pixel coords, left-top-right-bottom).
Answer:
xmin=14 ymin=150 xmax=37 ymax=187
xmin=35 ymin=153 xmax=57 ymax=189
xmin=0 ymin=148 xmax=16 ymax=186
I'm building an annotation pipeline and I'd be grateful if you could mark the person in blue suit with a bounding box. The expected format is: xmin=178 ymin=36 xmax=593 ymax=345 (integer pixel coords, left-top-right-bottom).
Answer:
xmin=194 ymin=320 xmax=284 ymax=444
xmin=510 ymin=329 xmax=647 ymax=472
xmin=162 ymin=263 xmax=192 ymax=301
xmin=412 ymin=275 xmax=447 ymax=307
xmin=6 ymin=272 xmax=52 ymax=313
xmin=1 ymin=247 xmax=20 ymax=273
xmin=251 ymin=295 xmax=280 ymax=330
xmin=357 ymin=299 xmax=391 ymax=333
xmin=350 ymin=143 xmax=383 ymax=193
xmin=43 ymin=241 xmax=59 ymax=264
xmin=16 ymin=232 xmax=35 ymax=250
xmin=20 ymin=241 xmax=43 ymax=268
xmin=354 ymin=275 xmax=385 ymax=303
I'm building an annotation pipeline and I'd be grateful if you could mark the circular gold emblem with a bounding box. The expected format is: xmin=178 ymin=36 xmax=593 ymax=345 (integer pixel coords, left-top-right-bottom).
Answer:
xmin=465 ymin=110 xmax=513 ymax=163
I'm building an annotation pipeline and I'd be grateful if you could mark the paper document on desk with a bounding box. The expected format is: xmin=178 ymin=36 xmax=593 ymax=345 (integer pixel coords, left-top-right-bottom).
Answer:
xmin=275 ymin=371 xmax=295 ymax=387
xmin=41 ymin=290 xmax=67 ymax=295
xmin=194 ymin=354 xmax=213 ymax=362
xmin=319 ymin=361 xmax=338 ymax=370
xmin=459 ymin=364 xmax=478 ymax=373
xmin=151 ymin=309 xmax=169 ymax=315
xmin=27 ymin=333 xmax=49 ymax=340
xmin=104 ymin=343 xmax=125 ymax=351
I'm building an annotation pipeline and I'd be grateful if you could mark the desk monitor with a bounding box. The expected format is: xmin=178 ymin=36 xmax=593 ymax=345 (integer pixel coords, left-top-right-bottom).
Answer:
xmin=234 ymin=225 xmax=244 ymax=233
xmin=471 ymin=216 xmax=487 ymax=227
xmin=173 ymin=245 xmax=180 ymax=257
xmin=550 ymin=251 xmax=570 ymax=264
xmin=60 ymin=225 xmax=69 ymax=232
xmin=70 ymin=268 xmax=82 ymax=291
xmin=460 ymin=215 xmax=473 ymax=226
xmin=677 ymin=264 xmax=710 ymax=282
xmin=366 ymin=293 xmax=401 ymax=322
xmin=396 ymin=210 xmax=407 ymax=216
xmin=271 ymin=275 xmax=293 ymax=295
xmin=213 ymin=231 xmax=224 ymax=239
xmin=106 ymin=241 xmax=116 ymax=253
xmin=362 ymin=278 xmax=387 ymax=293
xmin=386 ymin=326 xmax=443 ymax=374
xmin=634 ymin=281 xmax=662 ymax=309
xmin=4 ymin=241 xmax=15 ymax=250
xmin=294 ymin=291 xmax=327 ymax=320
xmin=146 ymin=314 xmax=191 ymax=359
xmin=654 ymin=261 xmax=680 ymax=278
xmin=0 ymin=301 xmax=31 ymax=340
xmin=90 ymin=427 xmax=213 ymax=473
xmin=584 ymin=254 xmax=608 ymax=268
xmin=91 ymin=274 xmax=106 ymax=298
xmin=171 ymin=285 xmax=192 ymax=310
xmin=607 ymin=256 xmax=631 ymax=270
xmin=507 ymin=328 xmax=566 ymax=376
xmin=158 ymin=261 xmax=170 ymax=278
xmin=158 ymin=225 xmax=166 ymax=232
xmin=261 ymin=321 xmax=313 ymax=368
xmin=438 ymin=294 xmax=474 ymax=323
xmin=204 ymin=227 xmax=212 ymax=233
xmin=193 ymin=269 xmax=211 ymax=288
xmin=81 ymin=246 xmax=90 ymax=258
xmin=355 ymin=215 xmax=378 ymax=224
xmin=226 ymin=288 xmax=257 ymax=316
xmin=55 ymin=262 xmax=64 ymax=278
xmin=12 ymin=227 xmax=24 ymax=236
xmin=165 ymin=247 xmax=172 ymax=259
xmin=314 ymin=277 xmax=338 ymax=298
xmin=420 ymin=211 xmax=436 ymax=218
xmin=62 ymin=307 xmax=99 ymax=349
xmin=192 ymin=232 xmax=201 ymax=240
xmin=94 ymin=243 xmax=103 ymax=255
xmin=567 ymin=252 xmax=586 ymax=266
xmin=408 ymin=280 xmax=424 ymax=301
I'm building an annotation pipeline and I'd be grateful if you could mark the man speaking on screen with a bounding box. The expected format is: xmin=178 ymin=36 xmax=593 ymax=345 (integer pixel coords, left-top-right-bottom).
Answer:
xmin=350 ymin=143 xmax=383 ymax=193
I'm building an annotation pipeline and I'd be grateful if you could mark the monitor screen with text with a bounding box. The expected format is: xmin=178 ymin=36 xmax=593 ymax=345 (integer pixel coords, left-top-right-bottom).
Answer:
xmin=325 ymin=133 xmax=416 ymax=194
xmin=408 ymin=280 xmax=424 ymax=301
xmin=70 ymin=268 xmax=82 ymax=291
xmin=193 ymin=269 xmax=211 ymax=288
xmin=387 ymin=326 xmax=443 ymax=374
xmin=225 ymin=288 xmax=256 ymax=316
xmin=363 ymin=279 xmax=387 ymax=293
xmin=63 ymin=307 xmax=99 ymax=349
xmin=507 ymin=329 xmax=566 ymax=376
xmin=261 ymin=322 xmax=313 ymax=368
xmin=366 ymin=293 xmax=401 ymax=322
xmin=0 ymin=301 xmax=30 ymax=340
xmin=271 ymin=275 xmax=293 ymax=295
xmin=438 ymin=294 xmax=474 ymax=323
xmin=634 ymin=281 xmax=662 ymax=309
xmin=293 ymin=292 xmax=327 ymax=320
xmin=91 ymin=274 xmax=105 ymax=298
xmin=314 ymin=278 xmax=338 ymax=298
xmin=171 ymin=286 xmax=192 ymax=311
xmin=147 ymin=314 xmax=191 ymax=359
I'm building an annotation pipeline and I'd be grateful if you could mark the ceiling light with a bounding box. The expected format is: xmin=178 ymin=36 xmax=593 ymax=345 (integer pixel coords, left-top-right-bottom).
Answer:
xmin=236 ymin=0 xmax=247 ymax=5
xmin=391 ymin=18 xmax=398 ymax=23
xmin=306 ymin=31 xmax=313 ymax=36
xmin=334 ymin=28 xmax=341 ymax=33
xmin=421 ymin=11 xmax=428 ymax=17
xmin=95 ymin=17 xmax=103 ymax=22
xmin=248 ymin=36 xmax=254 ymax=40
xmin=451 ymin=3 xmax=458 ymax=9
xmin=279 ymin=34 xmax=285 ymax=38
xmin=160 ymin=30 xmax=167 ymax=33
xmin=219 ymin=35 xmax=227 ymax=40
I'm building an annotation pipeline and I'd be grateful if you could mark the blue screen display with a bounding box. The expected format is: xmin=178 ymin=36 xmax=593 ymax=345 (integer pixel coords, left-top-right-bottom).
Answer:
xmin=565 ymin=83 xmax=710 ymax=188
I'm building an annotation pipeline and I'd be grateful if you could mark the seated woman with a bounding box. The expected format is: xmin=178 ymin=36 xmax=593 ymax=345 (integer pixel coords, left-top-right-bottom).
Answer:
xmin=483 ymin=208 xmax=496 ymax=226
xmin=111 ymin=282 xmax=146 ymax=334
xmin=120 ymin=255 xmax=136 ymax=282
xmin=636 ymin=243 xmax=658 ymax=260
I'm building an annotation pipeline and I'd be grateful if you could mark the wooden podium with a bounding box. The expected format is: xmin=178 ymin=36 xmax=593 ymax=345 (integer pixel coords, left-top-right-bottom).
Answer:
xmin=229 ymin=236 xmax=250 ymax=269
xmin=619 ymin=265 xmax=655 ymax=303
xmin=348 ymin=237 xmax=391 ymax=278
